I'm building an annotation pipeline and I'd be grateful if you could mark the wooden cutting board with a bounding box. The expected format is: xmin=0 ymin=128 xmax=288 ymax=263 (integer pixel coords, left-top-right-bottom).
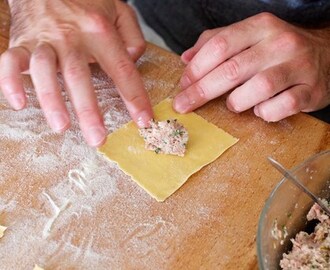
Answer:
xmin=0 ymin=2 xmax=329 ymax=269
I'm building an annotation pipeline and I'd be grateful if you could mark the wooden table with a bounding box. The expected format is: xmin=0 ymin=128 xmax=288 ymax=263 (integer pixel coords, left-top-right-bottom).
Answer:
xmin=0 ymin=2 xmax=329 ymax=269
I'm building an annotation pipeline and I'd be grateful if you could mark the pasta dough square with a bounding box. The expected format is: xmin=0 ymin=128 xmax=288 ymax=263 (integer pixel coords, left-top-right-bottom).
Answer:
xmin=98 ymin=98 xmax=238 ymax=202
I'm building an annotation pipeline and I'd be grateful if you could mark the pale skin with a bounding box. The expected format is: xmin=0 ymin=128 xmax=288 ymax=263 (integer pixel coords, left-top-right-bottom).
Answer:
xmin=0 ymin=0 xmax=153 ymax=147
xmin=1 ymin=2 xmax=330 ymax=147
xmin=175 ymin=13 xmax=330 ymax=121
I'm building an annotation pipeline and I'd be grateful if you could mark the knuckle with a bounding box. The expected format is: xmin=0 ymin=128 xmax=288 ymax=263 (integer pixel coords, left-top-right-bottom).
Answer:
xmin=125 ymin=94 xmax=143 ymax=104
xmin=76 ymin=106 xmax=97 ymax=121
xmin=200 ymin=30 xmax=214 ymax=41
xmin=221 ymin=59 xmax=240 ymax=81
xmin=283 ymin=92 xmax=301 ymax=111
xmin=115 ymin=59 xmax=135 ymax=78
xmin=32 ymin=48 xmax=50 ymax=64
xmin=66 ymin=49 xmax=83 ymax=61
xmin=255 ymin=12 xmax=277 ymax=27
xmin=256 ymin=74 xmax=275 ymax=95
xmin=194 ymin=82 xmax=207 ymax=99
xmin=87 ymin=11 xmax=111 ymax=33
xmin=56 ymin=27 xmax=77 ymax=44
xmin=63 ymin=50 xmax=85 ymax=80
xmin=186 ymin=62 xmax=200 ymax=81
xmin=65 ymin=63 xmax=85 ymax=80
xmin=38 ymin=91 xmax=57 ymax=104
xmin=210 ymin=35 xmax=228 ymax=57
xmin=275 ymin=32 xmax=304 ymax=52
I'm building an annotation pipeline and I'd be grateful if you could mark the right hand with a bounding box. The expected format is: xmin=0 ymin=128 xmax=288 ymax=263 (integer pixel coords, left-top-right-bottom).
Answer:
xmin=0 ymin=0 xmax=153 ymax=147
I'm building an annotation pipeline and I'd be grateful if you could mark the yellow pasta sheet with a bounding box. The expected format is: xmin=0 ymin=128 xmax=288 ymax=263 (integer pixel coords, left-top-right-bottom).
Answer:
xmin=98 ymin=98 xmax=238 ymax=202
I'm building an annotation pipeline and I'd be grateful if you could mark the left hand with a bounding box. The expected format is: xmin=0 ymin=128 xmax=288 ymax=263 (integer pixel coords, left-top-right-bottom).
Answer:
xmin=174 ymin=12 xmax=330 ymax=121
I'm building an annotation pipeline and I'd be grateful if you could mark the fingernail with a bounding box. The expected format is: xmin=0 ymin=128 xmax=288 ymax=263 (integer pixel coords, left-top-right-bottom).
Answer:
xmin=181 ymin=51 xmax=190 ymax=64
xmin=86 ymin=126 xmax=106 ymax=147
xmin=174 ymin=93 xmax=192 ymax=113
xmin=180 ymin=75 xmax=191 ymax=89
xmin=49 ymin=112 xmax=69 ymax=132
xmin=226 ymin=101 xmax=238 ymax=113
xmin=127 ymin=47 xmax=138 ymax=57
xmin=181 ymin=48 xmax=193 ymax=64
xmin=10 ymin=94 xmax=24 ymax=110
xmin=136 ymin=110 xmax=151 ymax=128
xmin=254 ymin=106 xmax=260 ymax=117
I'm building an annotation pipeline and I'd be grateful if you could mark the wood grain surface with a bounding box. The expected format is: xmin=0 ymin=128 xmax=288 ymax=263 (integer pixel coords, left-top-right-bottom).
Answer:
xmin=0 ymin=2 xmax=329 ymax=269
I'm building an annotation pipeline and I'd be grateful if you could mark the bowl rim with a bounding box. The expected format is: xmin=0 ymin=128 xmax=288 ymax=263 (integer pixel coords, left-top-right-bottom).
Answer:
xmin=256 ymin=149 xmax=330 ymax=270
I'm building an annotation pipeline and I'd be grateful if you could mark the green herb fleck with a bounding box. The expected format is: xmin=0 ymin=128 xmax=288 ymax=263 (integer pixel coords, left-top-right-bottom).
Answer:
xmin=172 ymin=129 xmax=184 ymax=136
xmin=155 ymin=147 xmax=161 ymax=154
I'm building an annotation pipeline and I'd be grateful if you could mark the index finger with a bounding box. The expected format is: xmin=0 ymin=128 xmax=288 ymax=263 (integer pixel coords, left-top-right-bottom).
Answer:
xmin=115 ymin=1 xmax=146 ymax=61
xmin=90 ymin=28 xmax=153 ymax=128
xmin=181 ymin=13 xmax=278 ymax=90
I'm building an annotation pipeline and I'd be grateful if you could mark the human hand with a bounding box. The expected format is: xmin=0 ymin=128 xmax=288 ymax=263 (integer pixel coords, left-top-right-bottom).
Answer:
xmin=0 ymin=0 xmax=153 ymax=147
xmin=174 ymin=13 xmax=330 ymax=121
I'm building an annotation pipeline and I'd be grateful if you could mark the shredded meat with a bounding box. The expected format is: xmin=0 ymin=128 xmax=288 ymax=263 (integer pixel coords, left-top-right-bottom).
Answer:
xmin=139 ymin=119 xmax=189 ymax=157
xmin=280 ymin=200 xmax=330 ymax=269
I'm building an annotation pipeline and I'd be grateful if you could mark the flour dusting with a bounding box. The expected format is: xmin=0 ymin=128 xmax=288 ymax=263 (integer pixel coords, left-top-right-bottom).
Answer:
xmin=0 ymin=48 xmax=218 ymax=270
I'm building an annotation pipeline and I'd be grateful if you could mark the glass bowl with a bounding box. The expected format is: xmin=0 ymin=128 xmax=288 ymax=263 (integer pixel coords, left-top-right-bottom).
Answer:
xmin=257 ymin=150 xmax=330 ymax=269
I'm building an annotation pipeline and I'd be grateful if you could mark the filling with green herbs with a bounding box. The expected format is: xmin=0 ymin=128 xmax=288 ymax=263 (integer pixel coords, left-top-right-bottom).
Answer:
xmin=139 ymin=119 xmax=189 ymax=157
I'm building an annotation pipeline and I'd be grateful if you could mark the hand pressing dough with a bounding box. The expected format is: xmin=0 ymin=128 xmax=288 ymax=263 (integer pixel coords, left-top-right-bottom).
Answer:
xmin=0 ymin=225 xmax=7 ymax=238
xmin=98 ymin=98 xmax=238 ymax=202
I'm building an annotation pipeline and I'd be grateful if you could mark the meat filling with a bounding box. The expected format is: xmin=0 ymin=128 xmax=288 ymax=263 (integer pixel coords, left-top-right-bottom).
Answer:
xmin=280 ymin=200 xmax=330 ymax=269
xmin=139 ymin=119 xmax=189 ymax=157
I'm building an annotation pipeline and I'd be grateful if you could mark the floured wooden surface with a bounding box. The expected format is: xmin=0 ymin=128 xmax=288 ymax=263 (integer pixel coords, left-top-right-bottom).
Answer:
xmin=99 ymin=98 xmax=238 ymax=202
xmin=0 ymin=29 xmax=330 ymax=270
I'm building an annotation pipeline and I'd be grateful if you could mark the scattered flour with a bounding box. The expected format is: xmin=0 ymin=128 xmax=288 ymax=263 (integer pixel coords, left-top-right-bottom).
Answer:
xmin=0 ymin=49 xmax=215 ymax=269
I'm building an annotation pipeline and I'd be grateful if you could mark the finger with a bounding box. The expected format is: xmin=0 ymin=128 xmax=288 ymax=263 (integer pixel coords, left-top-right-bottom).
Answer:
xmin=226 ymin=62 xmax=299 ymax=113
xmin=181 ymin=28 xmax=221 ymax=64
xmin=254 ymin=84 xmax=312 ymax=122
xmin=180 ymin=14 xmax=276 ymax=90
xmin=115 ymin=2 xmax=146 ymax=61
xmin=57 ymin=46 xmax=106 ymax=147
xmin=174 ymin=43 xmax=273 ymax=113
xmin=30 ymin=43 xmax=70 ymax=132
xmin=90 ymin=27 xmax=153 ymax=128
xmin=0 ymin=47 xmax=30 ymax=110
